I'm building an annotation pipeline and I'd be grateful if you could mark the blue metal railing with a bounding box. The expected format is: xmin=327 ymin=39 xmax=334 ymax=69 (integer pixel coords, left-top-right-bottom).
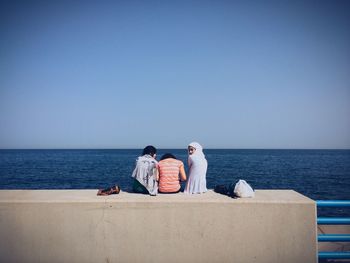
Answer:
xmin=317 ymin=200 xmax=350 ymax=207
xmin=318 ymin=217 xmax=350 ymax=225
xmin=318 ymin=234 xmax=350 ymax=242
xmin=316 ymin=200 xmax=350 ymax=260
xmin=318 ymin=252 xmax=350 ymax=259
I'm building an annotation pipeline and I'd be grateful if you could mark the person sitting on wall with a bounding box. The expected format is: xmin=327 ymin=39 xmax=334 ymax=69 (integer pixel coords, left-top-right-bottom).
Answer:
xmin=157 ymin=153 xmax=186 ymax=194
xmin=131 ymin=145 xmax=159 ymax=196
xmin=184 ymin=142 xmax=208 ymax=194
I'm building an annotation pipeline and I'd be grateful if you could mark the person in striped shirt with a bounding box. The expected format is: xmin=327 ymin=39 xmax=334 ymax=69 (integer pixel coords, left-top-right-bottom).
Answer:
xmin=157 ymin=153 xmax=187 ymax=193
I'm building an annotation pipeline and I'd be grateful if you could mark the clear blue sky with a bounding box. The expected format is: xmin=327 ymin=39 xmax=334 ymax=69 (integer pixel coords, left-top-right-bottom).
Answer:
xmin=1 ymin=0 xmax=349 ymax=149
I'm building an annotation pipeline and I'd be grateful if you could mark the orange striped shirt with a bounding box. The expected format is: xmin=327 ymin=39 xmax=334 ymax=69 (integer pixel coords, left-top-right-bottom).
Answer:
xmin=158 ymin=158 xmax=183 ymax=193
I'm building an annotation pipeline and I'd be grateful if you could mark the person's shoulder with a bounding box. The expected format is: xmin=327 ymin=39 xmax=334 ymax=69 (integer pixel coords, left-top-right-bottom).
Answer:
xmin=175 ymin=159 xmax=184 ymax=166
xmin=158 ymin=159 xmax=172 ymax=165
xmin=188 ymin=154 xmax=203 ymax=162
xmin=137 ymin=155 xmax=157 ymax=163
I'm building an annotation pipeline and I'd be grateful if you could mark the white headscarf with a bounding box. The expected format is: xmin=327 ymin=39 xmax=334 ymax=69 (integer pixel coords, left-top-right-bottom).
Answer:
xmin=188 ymin=142 xmax=206 ymax=159
xmin=185 ymin=141 xmax=208 ymax=194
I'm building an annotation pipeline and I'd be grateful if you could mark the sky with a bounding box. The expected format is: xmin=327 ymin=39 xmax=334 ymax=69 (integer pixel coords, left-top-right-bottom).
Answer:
xmin=0 ymin=0 xmax=349 ymax=149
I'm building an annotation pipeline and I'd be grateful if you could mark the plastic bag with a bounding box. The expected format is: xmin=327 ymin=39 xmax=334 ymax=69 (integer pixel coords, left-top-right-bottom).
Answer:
xmin=234 ymin=179 xmax=255 ymax=198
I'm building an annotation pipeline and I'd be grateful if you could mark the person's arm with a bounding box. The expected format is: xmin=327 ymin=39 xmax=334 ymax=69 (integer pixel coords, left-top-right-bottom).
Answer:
xmin=179 ymin=163 xmax=187 ymax=181
xmin=156 ymin=165 xmax=160 ymax=181
xmin=188 ymin=155 xmax=192 ymax=168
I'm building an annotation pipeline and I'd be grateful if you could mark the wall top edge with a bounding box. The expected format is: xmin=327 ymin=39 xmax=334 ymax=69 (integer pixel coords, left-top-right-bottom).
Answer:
xmin=0 ymin=190 xmax=315 ymax=204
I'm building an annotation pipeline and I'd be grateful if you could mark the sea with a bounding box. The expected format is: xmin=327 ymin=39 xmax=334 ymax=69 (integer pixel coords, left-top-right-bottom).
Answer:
xmin=1 ymin=149 xmax=349 ymax=216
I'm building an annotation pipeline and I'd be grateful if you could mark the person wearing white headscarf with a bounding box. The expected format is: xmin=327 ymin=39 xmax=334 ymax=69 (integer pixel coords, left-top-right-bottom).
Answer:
xmin=184 ymin=142 xmax=208 ymax=194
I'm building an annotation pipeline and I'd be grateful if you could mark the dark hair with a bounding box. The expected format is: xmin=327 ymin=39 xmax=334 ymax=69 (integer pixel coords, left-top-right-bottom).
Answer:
xmin=142 ymin=145 xmax=157 ymax=156
xmin=160 ymin=153 xmax=176 ymax=160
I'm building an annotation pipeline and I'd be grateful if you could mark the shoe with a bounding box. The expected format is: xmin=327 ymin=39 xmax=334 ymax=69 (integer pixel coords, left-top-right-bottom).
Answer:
xmin=97 ymin=185 xmax=120 ymax=196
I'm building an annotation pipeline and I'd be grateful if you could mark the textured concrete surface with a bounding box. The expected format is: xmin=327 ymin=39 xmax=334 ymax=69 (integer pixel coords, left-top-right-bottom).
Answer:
xmin=0 ymin=190 xmax=317 ymax=263
xmin=318 ymin=225 xmax=350 ymax=254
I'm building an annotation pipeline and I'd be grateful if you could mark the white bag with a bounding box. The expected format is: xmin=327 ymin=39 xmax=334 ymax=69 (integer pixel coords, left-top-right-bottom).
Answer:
xmin=234 ymin=179 xmax=255 ymax=198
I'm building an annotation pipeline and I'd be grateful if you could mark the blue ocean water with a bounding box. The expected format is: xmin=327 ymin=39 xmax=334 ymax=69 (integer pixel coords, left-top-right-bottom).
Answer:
xmin=0 ymin=149 xmax=349 ymax=215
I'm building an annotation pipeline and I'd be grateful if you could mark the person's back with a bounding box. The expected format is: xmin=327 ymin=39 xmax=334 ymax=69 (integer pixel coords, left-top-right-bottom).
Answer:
xmin=184 ymin=142 xmax=208 ymax=194
xmin=157 ymin=154 xmax=186 ymax=193
xmin=131 ymin=145 xmax=158 ymax=196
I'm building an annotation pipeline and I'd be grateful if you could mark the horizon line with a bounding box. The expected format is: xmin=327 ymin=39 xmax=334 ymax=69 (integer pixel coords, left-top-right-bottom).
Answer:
xmin=0 ymin=148 xmax=349 ymax=151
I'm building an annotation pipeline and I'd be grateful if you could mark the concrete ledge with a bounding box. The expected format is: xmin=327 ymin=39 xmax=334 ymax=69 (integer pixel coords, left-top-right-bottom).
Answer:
xmin=0 ymin=190 xmax=317 ymax=263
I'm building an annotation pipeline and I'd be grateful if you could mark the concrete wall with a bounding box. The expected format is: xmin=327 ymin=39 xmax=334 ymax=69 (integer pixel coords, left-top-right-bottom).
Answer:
xmin=0 ymin=190 xmax=317 ymax=263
